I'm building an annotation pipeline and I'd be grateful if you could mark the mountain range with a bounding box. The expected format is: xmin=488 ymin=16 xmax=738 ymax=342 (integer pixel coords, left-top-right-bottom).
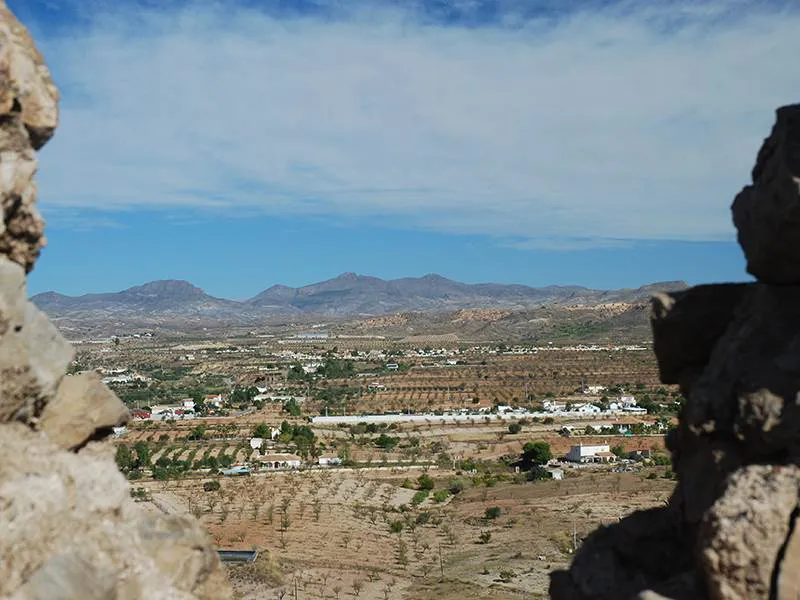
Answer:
xmin=31 ymin=273 xmax=687 ymax=325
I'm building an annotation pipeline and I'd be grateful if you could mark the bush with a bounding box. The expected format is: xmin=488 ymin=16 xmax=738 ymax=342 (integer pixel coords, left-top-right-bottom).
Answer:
xmin=411 ymin=490 xmax=429 ymax=506
xmin=448 ymin=479 xmax=466 ymax=495
xmin=203 ymin=480 xmax=221 ymax=492
xmin=417 ymin=473 xmax=435 ymax=491
xmin=400 ymin=478 xmax=414 ymax=489
xmin=432 ymin=489 xmax=450 ymax=503
xmin=485 ymin=506 xmax=501 ymax=520
xmin=507 ymin=422 xmax=522 ymax=434
xmin=415 ymin=511 xmax=431 ymax=526
xmin=389 ymin=520 xmax=404 ymax=534
xmin=478 ymin=531 xmax=491 ymax=544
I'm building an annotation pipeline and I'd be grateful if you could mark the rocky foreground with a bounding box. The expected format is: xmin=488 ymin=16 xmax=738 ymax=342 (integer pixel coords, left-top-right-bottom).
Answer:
xmin=550 ymin=105 xmax=800 ymax=599
xmin=0 ymin=3 xmax=231 ymax=598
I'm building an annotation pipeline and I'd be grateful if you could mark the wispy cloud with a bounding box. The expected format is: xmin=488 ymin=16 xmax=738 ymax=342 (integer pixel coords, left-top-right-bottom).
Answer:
xmin=29 ymin=0 xmax=800 ymax=247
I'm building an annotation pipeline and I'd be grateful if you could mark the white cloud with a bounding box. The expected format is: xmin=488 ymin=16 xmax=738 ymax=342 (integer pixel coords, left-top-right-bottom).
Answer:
xmin=30 ymin=0 xmax=800 ymax=245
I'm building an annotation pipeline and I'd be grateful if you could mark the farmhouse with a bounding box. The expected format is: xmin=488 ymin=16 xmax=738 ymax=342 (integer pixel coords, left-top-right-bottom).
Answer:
xmin=256 ymin=454 xmax=302 ymax=470
xmin=573 ymin=403 xmax=602 ymax=415
xmin=205 ymin=394 xmax=225 ymax=408
xmin=566 ymin=443 xmax=614 ymax=463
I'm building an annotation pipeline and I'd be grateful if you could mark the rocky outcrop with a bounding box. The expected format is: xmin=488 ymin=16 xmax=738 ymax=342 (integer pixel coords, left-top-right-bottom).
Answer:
xmin=550 ymin=104 xmax=800 ymax=600
xmin=0 ymin=3 xmax=231 ymax=598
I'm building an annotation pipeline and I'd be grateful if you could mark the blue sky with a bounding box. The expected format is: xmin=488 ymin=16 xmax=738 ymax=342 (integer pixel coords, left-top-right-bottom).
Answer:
xmin=10 ymin=0 xmax=800 ymax=298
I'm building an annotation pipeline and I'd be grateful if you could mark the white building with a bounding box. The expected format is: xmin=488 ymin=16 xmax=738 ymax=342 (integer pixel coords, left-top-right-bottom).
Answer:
xmin=257 ymin=454 xmax=302 ymax=470
xmin=566 ymin=443 xmax=614 ymax=463
xmin=250 ymin=437 xmax=264 ymax=449
xmin=547 ymin=467 xmax=564 ymax=480
xmin=205 ymin=394 xmax=224 ymax=408
xmin=318 ymin=456 xmax=342 ymax=467
xmin=182 ymin=399 xmax=195 ymax=410
xmin=573 ymin=403 xmax=602 ymax=414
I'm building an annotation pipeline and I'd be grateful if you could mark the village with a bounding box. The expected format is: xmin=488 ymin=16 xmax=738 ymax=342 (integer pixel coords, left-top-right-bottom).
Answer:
xmin=74 ymin=331 xmax=680 ymax=599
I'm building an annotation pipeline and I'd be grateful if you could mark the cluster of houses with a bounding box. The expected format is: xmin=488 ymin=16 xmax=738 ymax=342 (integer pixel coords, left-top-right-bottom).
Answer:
xmin=219 ymin=451 xmax=343 ymax=476
xmin=541 ymin=393 xmax=647 ymax=416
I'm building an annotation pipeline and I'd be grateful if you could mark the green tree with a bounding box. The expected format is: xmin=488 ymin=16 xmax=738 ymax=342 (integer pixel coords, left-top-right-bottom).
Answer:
xmin=283 ymin=398 xmax=301 ymax=417
xmin=417 ymin=473 xmax=435 ymax=491
xmin=520 ymin=441 xmax=552 ymax=470
xmin=133 ymin=441 xmax=150 ymax=469
xmin=188 ymin=424 xmax=206 ymax=440
xmin=484 ymin=506 xmax=501 ymax=520
xmin=253 ymin=423 xmax=271 ymax=438
xmin=115 ymin=444 xmax=133 ymax=472
xmin=507 ymin=422 xmax=522 ymax=434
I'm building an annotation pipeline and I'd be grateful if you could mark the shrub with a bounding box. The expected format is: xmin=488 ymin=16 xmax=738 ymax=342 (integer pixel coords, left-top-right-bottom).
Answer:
xmin=389 ymin=520 xmax=404 ymax=534
xmin=417 ymin=473 xmax=435 ymax=491
xmin=411 ymin=490 xmax=429 ymax=506
xmin=415 ymin=511 xmax=431 ymax=526
xmin=448 ymin=479 xmax=466 ymax=495
xmin=478 ymin=531 xmax=491 ymax=544
xmin=203 ymin=480 xmax=221 ymax=492
xmin=507 ymin=422 xmax=522 ymax=434
xmin=485 ymin=506 xmax=501 ymax=520
xmin=432 ymin=490 xmax=450 ymax=503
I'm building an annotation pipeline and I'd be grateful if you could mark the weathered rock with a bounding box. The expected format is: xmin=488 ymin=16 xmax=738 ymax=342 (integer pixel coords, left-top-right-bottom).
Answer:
xmin=650 ymin=284 xmax=748 ymax=388
xmin=38 ymin=372 xmax=129 ymax=450
xmin=11 ymin=554 xmax=116 ymax=600
xmin=0 ymin=2 xmax=232 ymax=598
xmin=551 ymin=106 xmax=800 ymax=600
xmin=732 ymin=104 xmax=800 ymax=284
xmin=0 ymin=257 xmax=73 ymax=422
xmin=0 ymin=0 xmax=57 ymax=272
xmin=699 ymin=465 xmax=800 ymax=600
xmin=0 ymin=424 xmax=230 ymax=600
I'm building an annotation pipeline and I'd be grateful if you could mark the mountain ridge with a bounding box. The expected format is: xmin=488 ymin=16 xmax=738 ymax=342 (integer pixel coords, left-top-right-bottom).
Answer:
xmin=32 ymin=273 xmax=688 ymax=322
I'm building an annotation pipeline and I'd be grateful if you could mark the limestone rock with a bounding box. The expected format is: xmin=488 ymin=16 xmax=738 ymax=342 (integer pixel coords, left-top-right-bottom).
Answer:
xmin=0 ymin=257 xmax=73 ymax=423
xmin=0 ymin=3 xmax=232 ymax=598
xmin=39 ymin=372 xmax=129 ymax=450
xmin=0 ymin=0 xmax=57 ymax=272
xmin=700 ymin=465 xmax=800 ymax=600
xmin=11 ymin=554 xmax=116 ymax=600
xmin=732 ymin=104 xmax=800 ymax=284
xmin=552 ymin=105 xmax=800 ymax=600
xmin=650 ymin=284 xmax=748 ymax=389
xmin=0 ymin=424 xmax=230 ymax=599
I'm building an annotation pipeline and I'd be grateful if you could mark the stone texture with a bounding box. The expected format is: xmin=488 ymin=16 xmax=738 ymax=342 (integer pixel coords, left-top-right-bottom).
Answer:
xmin=0 ymin=256 xmax=73 ymax=423
xmin=550 ymin=106 xmax=800 ymax=600
xmin=732 ymin=104 xmax=800 ymax=284
xmin=650 ymin=284 xmax=748 ymax=388
xmin=39 ymin=372 xmax=129 ymax=450
xmin=699 ymin=465 xmax=800 ymax=600
xmin=0 ymin=424 xmax=231 ymax=600
xmin=0 ymin=0 xmax=57 ymax=272
xmin=0 ymin=2 xmax=232 ymax=598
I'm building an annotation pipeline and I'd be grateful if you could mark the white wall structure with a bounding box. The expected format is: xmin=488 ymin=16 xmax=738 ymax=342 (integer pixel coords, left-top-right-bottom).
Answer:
xmin=566 ymin=444 xmax=612 ymax=463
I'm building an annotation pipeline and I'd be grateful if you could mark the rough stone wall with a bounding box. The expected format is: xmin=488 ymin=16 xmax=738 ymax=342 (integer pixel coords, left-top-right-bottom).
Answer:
xmin=550 ymin=104 xmax=800 ymax=600
xmin=0 ymin=3 xmax=232 ymax=598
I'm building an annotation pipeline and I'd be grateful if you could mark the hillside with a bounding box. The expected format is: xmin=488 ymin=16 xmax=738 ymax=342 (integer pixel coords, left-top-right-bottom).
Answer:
xmin=30 ymin=273 xmax=687 ymax=339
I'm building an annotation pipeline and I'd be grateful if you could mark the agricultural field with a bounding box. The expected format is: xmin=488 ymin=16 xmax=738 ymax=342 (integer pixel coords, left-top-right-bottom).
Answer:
xmin=86 ymin=329 xmax=680 ymax=598
xmin=135 ymin=466 xmax=676 ymax=599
